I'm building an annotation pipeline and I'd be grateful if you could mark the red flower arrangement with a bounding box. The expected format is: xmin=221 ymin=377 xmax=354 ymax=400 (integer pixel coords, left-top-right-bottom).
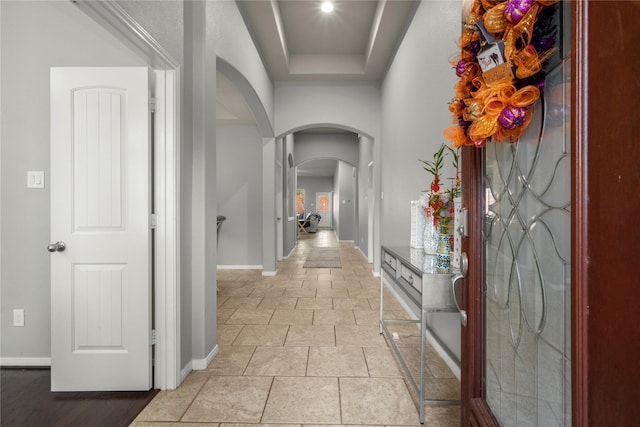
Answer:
xmin=420 ymin=144 xmax=460 ymax=234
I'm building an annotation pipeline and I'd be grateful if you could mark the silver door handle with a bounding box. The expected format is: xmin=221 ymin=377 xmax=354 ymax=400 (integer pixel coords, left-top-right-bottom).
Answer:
xmin=451 ymin=251 xmax=468 ymax=327
xmin=47 ymin=241 xmax=66 ymax=252
xmin=451 ymin=274 xmax=467 ymax=326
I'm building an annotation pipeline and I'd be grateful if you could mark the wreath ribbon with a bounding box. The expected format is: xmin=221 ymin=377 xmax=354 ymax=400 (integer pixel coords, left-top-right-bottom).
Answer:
xmin=443 ymin=0 xmax=559 ymax=147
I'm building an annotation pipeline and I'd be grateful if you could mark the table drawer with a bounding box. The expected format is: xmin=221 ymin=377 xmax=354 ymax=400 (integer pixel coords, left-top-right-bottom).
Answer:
xmin=400 ymin=264 xmax=421 ymax=292
xmin=382 ymin=249 xmax=397 ymax=273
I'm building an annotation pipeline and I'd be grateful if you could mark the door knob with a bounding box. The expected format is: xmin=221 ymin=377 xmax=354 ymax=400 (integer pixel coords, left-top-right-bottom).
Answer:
xmin=47 ymin=241 xmax=66 ymax=252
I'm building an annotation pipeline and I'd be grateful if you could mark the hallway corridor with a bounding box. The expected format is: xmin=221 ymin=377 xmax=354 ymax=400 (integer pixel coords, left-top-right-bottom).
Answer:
xmin=131 ymin=230 xmax=460 ymax=426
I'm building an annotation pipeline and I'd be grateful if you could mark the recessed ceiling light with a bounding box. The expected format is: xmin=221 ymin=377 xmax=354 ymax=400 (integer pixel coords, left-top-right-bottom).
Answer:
xmin=321 ymin=1 xmax=334 ymax=13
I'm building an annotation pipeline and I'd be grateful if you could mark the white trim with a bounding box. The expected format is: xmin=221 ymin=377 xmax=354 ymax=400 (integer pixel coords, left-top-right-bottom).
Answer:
xmin=179 ymin=360 xmax=192 ymax=383
xmin=355 ymin=246 xmax=368 ymax=261
xmin=153 ymin=69 xmax=180 ymax=390
xmin=192 ymin=344 xmax=219 ymax=370
xmin=74 ymin=2 xmax=181 ymax=391
xmin=1 ymin=357 xmax=51 ymax=367
xmin=426 ymin=329 xmax=461 ymax=380
xmin=217 ymin=265 xmax=263 ymax=270
xmin=284 ymin=245 xmax=296 ymax=259
xmin=339 ymin=240 xmax=355 ymax=243
xmin=73 ymin=2 xmax=179 ymax=69
xmin=262 ymin=270 xmax=277 ymax=277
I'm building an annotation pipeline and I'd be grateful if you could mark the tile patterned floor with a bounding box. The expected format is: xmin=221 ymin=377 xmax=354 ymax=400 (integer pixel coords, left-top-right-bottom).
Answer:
xmin=131 ymin=229 xmax=460 ymax=426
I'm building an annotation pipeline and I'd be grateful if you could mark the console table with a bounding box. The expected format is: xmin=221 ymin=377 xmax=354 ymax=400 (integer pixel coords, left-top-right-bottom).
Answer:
xmin=379 ymin=245 xmax=461 ymax=424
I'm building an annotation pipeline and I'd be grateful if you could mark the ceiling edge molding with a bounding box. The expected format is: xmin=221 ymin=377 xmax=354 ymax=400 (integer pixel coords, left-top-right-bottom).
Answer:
xmin=73 ymin=0 xmax=179 ymax=69
xmin=365 ymin=0 xmax=387 ymax=70
xmin=270 ymin=0 xmax=290 ymax=69
xmin=378 ymin=0 xmax=421 ymax=81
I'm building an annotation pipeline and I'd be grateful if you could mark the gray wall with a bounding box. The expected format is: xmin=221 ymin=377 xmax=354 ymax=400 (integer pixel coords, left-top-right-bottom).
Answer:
xmin=274 ymin=81 xmax=381 ymax=271
xmin=216 ymin=125 xmax=263 ymax=267
xmin=0 ymin=1 xmax=146 ymax=361
xmin=333 ymin=161 xmax=356 ymax=241
xmin=294 ymin=133 xmax=358 ymax=166
xmin=294 ymin=132 xmax=360 ymax=239
xmin=296 ymin=176 xmax=334 ymax=216
xmin=380 ymin=0 xmax=462 ymax=361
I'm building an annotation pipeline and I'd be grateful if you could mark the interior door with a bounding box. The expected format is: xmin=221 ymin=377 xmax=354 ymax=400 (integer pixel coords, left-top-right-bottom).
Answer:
xmin=316 ymin=192 xmax=332 ymax=228
xmin=461 ymin=6 xmax=572 ymax=425
xmin=50 ymin=67 xmax=152 ymax=391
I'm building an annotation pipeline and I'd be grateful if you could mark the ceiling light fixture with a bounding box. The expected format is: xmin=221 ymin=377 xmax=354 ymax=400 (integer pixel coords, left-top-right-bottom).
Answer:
xmin=321 ymin=1 xmax=334 ymax=13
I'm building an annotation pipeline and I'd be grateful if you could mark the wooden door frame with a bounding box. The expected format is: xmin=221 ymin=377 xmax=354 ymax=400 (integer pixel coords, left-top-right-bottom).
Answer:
xmin=572 ymin=1 xmax=640 ymax=425
xmin=461 ymin=3 xmax=579 ymax=424
xmin=571 ymin=1 xmax=587 ymax=424
xmin=463 ymin=2 xmax=640 ymax=425
xmin=460 ymin=145 xmax=498 ymax=426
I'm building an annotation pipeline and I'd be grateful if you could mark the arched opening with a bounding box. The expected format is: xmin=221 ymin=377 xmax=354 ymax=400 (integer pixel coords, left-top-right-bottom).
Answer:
xmin=277 ymin=124 xmax=375 ymax=266
xmin=215 ymin=59 xmax=274 ymax=272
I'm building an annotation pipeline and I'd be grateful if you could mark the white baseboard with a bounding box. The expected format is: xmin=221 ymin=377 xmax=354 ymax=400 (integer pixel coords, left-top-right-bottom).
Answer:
xmin=0 ymin=357 xmax=51 ymax=367
xmin=372 ymin=271 xmax=380 ymax=278
xmin=192 ymin=344 xmax=219 ymax=371
xmin=217 ymin=265 xmax=262 ymax=270
xmin=180 ymin=360 xmax=192 ymax=383
xmin=262 ymin=270 xmax=277 ymax=276
xmin=426 ymin=330 xmax=461 ymax=380
xmin=355 ymin=246 xmax=368 ymax=260
xmin=285 ymin=245 xmax=296 ymax=259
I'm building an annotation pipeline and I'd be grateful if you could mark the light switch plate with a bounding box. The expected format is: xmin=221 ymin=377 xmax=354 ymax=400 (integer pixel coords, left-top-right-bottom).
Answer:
xmin=13 ymin=309 xmax=25 ymax=327
xmin=27 ymin=171 xmax=45 ymax=188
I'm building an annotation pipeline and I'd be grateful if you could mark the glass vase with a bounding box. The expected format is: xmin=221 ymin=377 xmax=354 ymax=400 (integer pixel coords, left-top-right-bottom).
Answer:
xmin=423 ymin=214 xmax=439 ymax=254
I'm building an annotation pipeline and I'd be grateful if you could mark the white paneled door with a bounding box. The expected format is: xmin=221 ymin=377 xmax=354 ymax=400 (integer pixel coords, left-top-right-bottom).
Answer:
xmin=50 ymin=68 xmax=152 ymax=391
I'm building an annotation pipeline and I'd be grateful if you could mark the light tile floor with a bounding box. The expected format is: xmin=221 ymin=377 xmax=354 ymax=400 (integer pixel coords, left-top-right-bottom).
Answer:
xmin=131 ymin=229 xmax=460 ymax=426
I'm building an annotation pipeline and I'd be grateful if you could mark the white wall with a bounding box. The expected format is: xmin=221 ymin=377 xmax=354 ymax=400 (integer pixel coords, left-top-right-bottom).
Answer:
xmin=118 ymin=0 xmax=276 ymax=369
xmin=210 ymin=1 xmax=274 ymax=133
xmin=216 ymin=125 xmax=263 ymax=267
xmin=334 ymin=161 xmax=357 ymax=241
xmin=380 ymin=0 xmax=462 ymax=361
xmin=380 ymin=0 xmax=460 ymax=247
xmin=274 ymin=77 xmax=381 ymax=272
xmin=275 ymin=82 xmax=380 ymax=139
xmin=0 ymin=1 xmax=146 ymax=361
xmin=116 ymin=0 xmax=184 ymax=63
xmin=294 ymin=133 xmax=359 ymax=166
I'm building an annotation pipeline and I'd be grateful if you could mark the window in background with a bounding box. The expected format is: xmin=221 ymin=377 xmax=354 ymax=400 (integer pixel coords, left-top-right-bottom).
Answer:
xmin=296 ymin=189 xmax=305 ymax=214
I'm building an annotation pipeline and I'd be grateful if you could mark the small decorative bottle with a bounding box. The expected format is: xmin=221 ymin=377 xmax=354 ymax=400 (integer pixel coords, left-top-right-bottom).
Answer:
xmin=435 ymin=226 xmax=451 ymax=274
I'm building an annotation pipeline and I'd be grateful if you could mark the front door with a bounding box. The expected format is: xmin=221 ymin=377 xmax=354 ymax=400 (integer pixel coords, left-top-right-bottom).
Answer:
xmin=50 ymin=67 xmax=152 ymax=391
xmin=316 ymin=192 xmax=332 ymax=228
xmin=460 ymin=4 xmax=572 ymax=425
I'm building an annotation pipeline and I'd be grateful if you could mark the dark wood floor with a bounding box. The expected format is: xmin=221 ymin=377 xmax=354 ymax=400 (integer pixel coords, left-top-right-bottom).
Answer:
xmin=1 ymin=368 xmax=158 ymax=427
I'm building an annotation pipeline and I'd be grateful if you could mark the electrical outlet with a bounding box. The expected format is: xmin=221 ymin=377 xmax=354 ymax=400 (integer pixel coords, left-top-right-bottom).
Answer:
xmin=13 ymin=309 xmax=25 ymax=327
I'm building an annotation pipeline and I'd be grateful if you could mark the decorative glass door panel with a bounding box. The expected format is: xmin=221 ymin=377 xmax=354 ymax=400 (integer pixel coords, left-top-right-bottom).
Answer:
xmin=483 ymin=57 xmax=571 ymax=426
